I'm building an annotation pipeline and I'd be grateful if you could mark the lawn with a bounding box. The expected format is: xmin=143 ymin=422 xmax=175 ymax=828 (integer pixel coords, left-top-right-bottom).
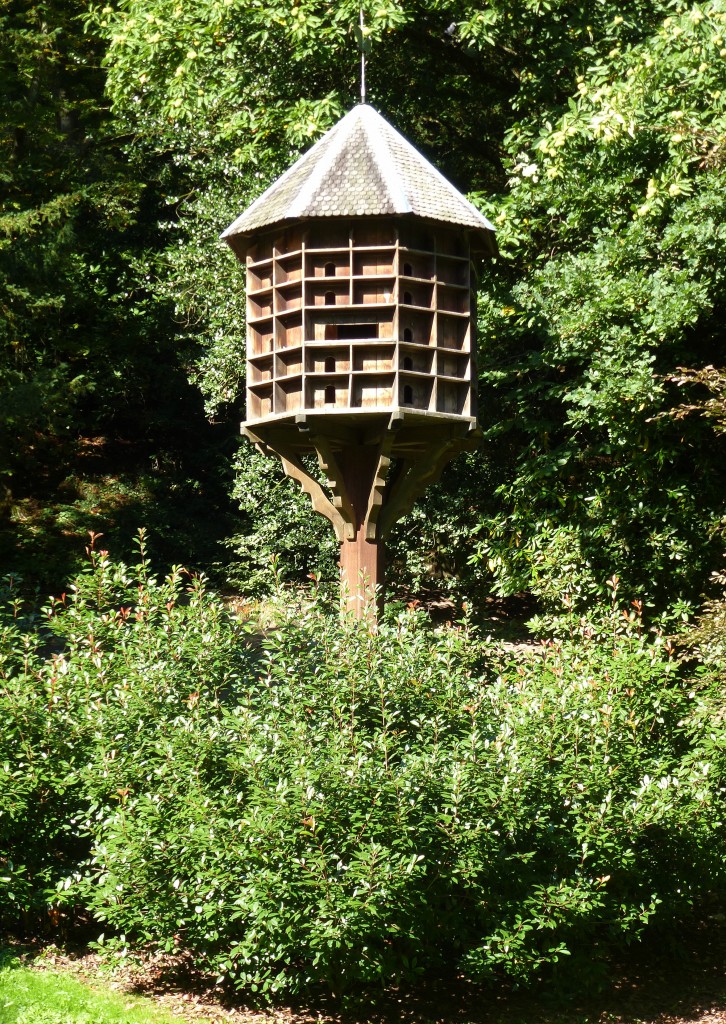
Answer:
xmin=0 ymin=952 xmax=213 ymax=1024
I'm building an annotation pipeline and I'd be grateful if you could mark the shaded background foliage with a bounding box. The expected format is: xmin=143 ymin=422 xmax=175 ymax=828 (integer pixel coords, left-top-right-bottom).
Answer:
xmin=0 ymin=0 xmax=238 ymax=585
xmin=1 ymin=0 xmax=724 ymax=615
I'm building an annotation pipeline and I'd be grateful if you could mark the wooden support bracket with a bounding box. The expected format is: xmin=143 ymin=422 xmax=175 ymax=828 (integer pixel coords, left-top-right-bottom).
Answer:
xmin=242 ymin=427 xmax=350 ymax=541
xmin=278 ymin=452 xmax=351 ymax=541
xmin=313 ymin=435 xmax=357 ymax=536
xmin=363 ymin=431 xmax=395 ymax=541
xmin=242 ymin=414 xmax=477 ymax=620
xmin=377 ymin=440 xmax=460 ymax=538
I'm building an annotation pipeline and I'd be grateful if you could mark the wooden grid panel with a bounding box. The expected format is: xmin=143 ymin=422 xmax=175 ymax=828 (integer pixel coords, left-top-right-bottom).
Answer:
xmin=245 ymin=222 xmax=475 ymax=421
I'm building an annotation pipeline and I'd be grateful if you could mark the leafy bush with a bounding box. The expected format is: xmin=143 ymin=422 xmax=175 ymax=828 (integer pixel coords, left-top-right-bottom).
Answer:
xmin=2 ymin=544 xmax=725 ymax=999
xmin=0 ymin=576 xmax=89 ymax=928
xmin=0 ymin=533 xmax=252 ymax=931
xmin=677 ymin=561 xmax=726 ymax=673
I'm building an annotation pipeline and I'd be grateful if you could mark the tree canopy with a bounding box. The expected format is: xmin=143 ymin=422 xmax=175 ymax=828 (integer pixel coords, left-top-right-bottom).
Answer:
xmin=1 ymin=0 xmax=724 ymax=616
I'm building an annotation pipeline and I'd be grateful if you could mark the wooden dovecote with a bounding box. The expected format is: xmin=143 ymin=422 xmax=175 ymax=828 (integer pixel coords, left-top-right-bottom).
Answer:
xmin=222 ymin=104 xmax=496 ymax=618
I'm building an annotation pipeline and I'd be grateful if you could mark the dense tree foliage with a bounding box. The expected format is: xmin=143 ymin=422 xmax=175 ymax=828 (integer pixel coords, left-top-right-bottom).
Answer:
xmin=0 ymin=0 xmax=237 ymax=584
xmin=1 ymin=0 xmax=724 ymax=615
xmin=476 ymin=2 xmax=726 ymax=612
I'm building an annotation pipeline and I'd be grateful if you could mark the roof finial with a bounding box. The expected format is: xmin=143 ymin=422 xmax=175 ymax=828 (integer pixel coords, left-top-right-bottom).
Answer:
xmin=354 ymin=6 xmax=372 ymax=104
xmin=359 ymin=6 xmax=366 ymax=104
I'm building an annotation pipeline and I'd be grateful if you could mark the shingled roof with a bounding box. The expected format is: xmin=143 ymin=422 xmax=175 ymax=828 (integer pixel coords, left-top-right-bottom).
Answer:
xmin=221 ymin=104 xmax=495 ymax=251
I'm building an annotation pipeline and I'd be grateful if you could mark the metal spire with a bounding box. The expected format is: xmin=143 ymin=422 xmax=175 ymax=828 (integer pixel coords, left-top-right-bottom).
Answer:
xmin=359 ymin=6 xmax=366 ymax=104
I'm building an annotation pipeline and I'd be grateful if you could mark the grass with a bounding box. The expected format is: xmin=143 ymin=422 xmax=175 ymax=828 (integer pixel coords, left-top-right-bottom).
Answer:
xmin=0 ymin=952 xmax=213 ymax=1024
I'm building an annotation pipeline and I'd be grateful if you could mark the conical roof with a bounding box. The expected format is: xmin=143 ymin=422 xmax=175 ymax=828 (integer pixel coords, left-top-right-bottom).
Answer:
xmin=221 ymin=104 xmax=495 ymax=252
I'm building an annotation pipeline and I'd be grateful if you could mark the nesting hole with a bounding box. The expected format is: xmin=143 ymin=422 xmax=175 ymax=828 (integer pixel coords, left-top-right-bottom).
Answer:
xmin=337 ymin=323 xmax=378 ymax=340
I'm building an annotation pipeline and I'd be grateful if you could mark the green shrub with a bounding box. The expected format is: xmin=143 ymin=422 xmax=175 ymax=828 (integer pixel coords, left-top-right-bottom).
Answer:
xmin=0 ymin=574 xmax=90 ymax=928
xmin=72 ymin=599 xmax=485 ymax=997
xmin=0 ymin=533 xmax=253 ymax=931
xmin=2 ymin=542 xmax=725 ymax=998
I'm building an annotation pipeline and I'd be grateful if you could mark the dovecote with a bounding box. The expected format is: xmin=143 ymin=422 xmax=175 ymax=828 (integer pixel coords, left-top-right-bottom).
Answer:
xmin=222 ymin=104 xmax=496 ymax=618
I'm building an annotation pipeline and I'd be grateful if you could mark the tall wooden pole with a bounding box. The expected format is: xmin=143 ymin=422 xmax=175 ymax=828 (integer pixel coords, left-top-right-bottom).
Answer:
xmin=244 ymin=419 xmax=476 ymax=622
xmin=339 ymin=446 xmax=383 ymax=619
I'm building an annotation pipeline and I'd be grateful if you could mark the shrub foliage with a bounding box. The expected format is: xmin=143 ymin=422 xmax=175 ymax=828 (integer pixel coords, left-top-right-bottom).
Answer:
xmin=1 ymin=543 xmax=725 ymax=997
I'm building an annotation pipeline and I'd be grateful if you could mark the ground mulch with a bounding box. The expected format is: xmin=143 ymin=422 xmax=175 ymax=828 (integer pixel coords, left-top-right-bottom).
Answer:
xmin=19 ymin=918 xmax=726 ymax=1024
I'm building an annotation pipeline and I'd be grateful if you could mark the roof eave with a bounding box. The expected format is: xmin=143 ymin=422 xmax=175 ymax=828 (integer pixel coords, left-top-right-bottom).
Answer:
xmin=222 ymin=213 xmax=497 ymax=262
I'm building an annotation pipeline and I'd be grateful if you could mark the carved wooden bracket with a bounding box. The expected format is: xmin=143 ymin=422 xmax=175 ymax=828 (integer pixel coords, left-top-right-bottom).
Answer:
xmin=313 ymin=436 xmax=356 ymax=534
xmin=363 ymin=432 xmax=395 ymax=541
xmin=377 ymin=440 xmax=460 ymax=538
xmin=243 ymin=428 xmax=351 ymax=541
xmin=243 ymin=418 xmax=471 ymax=545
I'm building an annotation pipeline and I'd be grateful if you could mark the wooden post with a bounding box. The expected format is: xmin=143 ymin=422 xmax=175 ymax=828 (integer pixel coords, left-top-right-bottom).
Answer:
xmin=339 ymin=526 xmax=383 ymax=620
xmin=339 ymin=446 xmax=384 ymax=619
xmin=244 ymin=422 xmax=474 ymax=623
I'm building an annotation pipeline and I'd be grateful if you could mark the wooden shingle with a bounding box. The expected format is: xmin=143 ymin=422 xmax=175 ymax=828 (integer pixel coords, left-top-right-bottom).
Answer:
xmin=221 ymin=104 xmax=495 ymax=252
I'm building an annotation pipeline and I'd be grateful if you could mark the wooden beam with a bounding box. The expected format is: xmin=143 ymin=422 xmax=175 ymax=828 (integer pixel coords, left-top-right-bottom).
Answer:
xmin=313 ymin=435 xmax=357 ymax=533
xmin=278 ymin=452 xmax=351 ymax=541
xmin=243 ymin=427 xmax=351 ymax=541
xmin=363 ymin=431 xmax=395 ymax=541
xmin=377 ymin=440 xmax=459 ymax=538
xmin=339 ymin=446 xmax=385 ymax=620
